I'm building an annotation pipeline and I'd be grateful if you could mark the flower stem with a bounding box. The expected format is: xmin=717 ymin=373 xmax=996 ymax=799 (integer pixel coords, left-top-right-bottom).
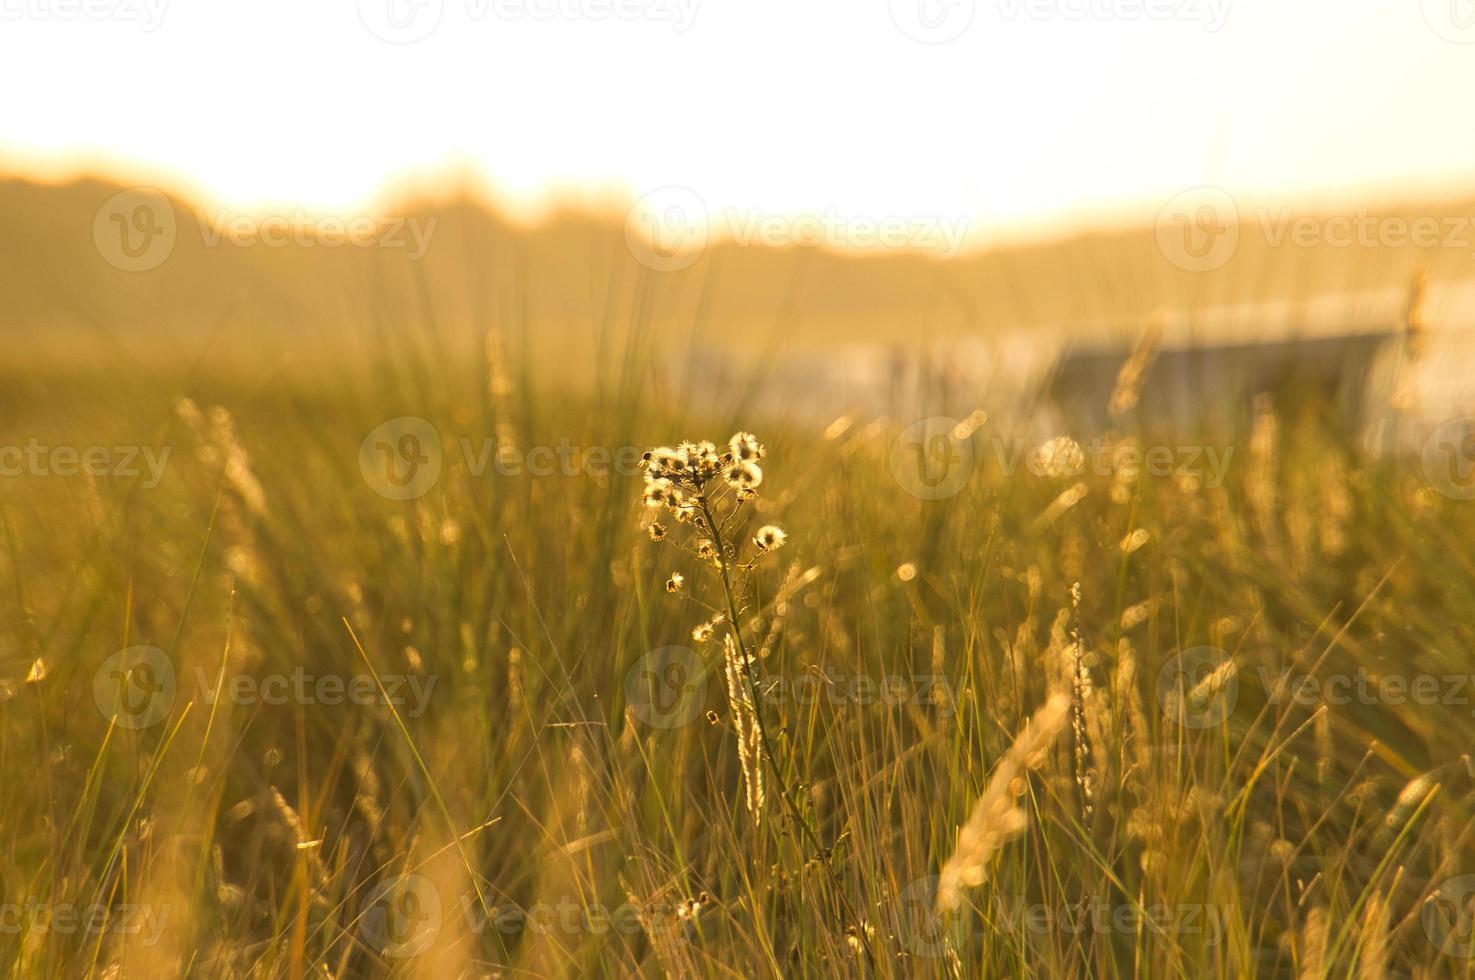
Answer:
xmin=698 ymin=497 xmax=875 ymax=963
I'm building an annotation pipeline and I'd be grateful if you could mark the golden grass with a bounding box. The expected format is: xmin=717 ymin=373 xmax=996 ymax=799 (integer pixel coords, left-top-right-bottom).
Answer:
xmin=3 ymin=307 xmax=1475 ymax=978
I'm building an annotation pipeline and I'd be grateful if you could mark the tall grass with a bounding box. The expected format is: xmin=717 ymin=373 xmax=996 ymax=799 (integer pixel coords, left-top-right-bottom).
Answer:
xmin=3 ymin=315 xmax=1475 ymax=978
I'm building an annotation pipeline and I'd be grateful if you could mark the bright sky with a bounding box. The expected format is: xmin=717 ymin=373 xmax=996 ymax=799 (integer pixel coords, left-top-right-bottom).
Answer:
xmin=3 ymin=0 xmax=1474 ymax=244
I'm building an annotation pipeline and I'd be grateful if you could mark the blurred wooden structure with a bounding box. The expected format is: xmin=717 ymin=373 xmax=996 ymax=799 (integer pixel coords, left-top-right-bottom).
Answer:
xmin=1048 ymin=331 xmax=1401 ymax=435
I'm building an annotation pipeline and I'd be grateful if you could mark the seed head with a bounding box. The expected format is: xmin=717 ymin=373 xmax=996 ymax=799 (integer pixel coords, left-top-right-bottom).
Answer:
xmin=692 ymin=615 xmax=724 ymax=643
xmin=642 ymin=478 xmax=677 ymax=509
xmin=753 ymin=525 xmax=787 ymax=553
xmin=726 ymin=460 xmax=763 ymax=490
xmin=729 ymin=432 xmax=765 ymax=462
xmin=645 ymin=447 xmax=681 ymax=481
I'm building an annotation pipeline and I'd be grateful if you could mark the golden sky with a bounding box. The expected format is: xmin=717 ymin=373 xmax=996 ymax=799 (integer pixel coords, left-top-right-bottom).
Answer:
xmin=3 ymin=0 xmax=1474 ymax=245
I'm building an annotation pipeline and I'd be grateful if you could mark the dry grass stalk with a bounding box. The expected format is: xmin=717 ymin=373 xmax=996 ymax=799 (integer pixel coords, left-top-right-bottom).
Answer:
xmin=1299 ymin=905 xmax=1329 ymax=980
xmin=936 ymin=689 xmax=1071 ymax=914
xmin=723 ymin=634 xmax=765 ymax=828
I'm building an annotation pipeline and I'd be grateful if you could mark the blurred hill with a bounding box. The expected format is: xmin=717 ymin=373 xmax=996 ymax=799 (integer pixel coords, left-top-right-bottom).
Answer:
xmin=4 ymin=175 xmax=1475 ymax=372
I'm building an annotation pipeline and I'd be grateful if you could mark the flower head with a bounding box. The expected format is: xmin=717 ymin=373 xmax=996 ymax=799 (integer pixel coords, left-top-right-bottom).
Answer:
xmin=753 ymin=525 xmax=787 ymax=553
xmin=644 ymin=447 xmax=682 ymax=481
xmin=729 ymin=432 xmax=765 ymax=462
xmin=666 ymin=572 xmax=684 ymax=593
xmin=692 ymin=615 xmax=724 ymax=643
xmin=726 ymin=460 xmax=763 ymax=490
xmin=642 ymin=478 xmax=680 ymax=510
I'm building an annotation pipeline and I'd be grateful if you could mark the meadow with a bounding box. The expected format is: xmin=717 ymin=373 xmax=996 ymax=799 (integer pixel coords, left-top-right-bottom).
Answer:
xmin=5 ymin=182 xmax=1475 ymax=978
